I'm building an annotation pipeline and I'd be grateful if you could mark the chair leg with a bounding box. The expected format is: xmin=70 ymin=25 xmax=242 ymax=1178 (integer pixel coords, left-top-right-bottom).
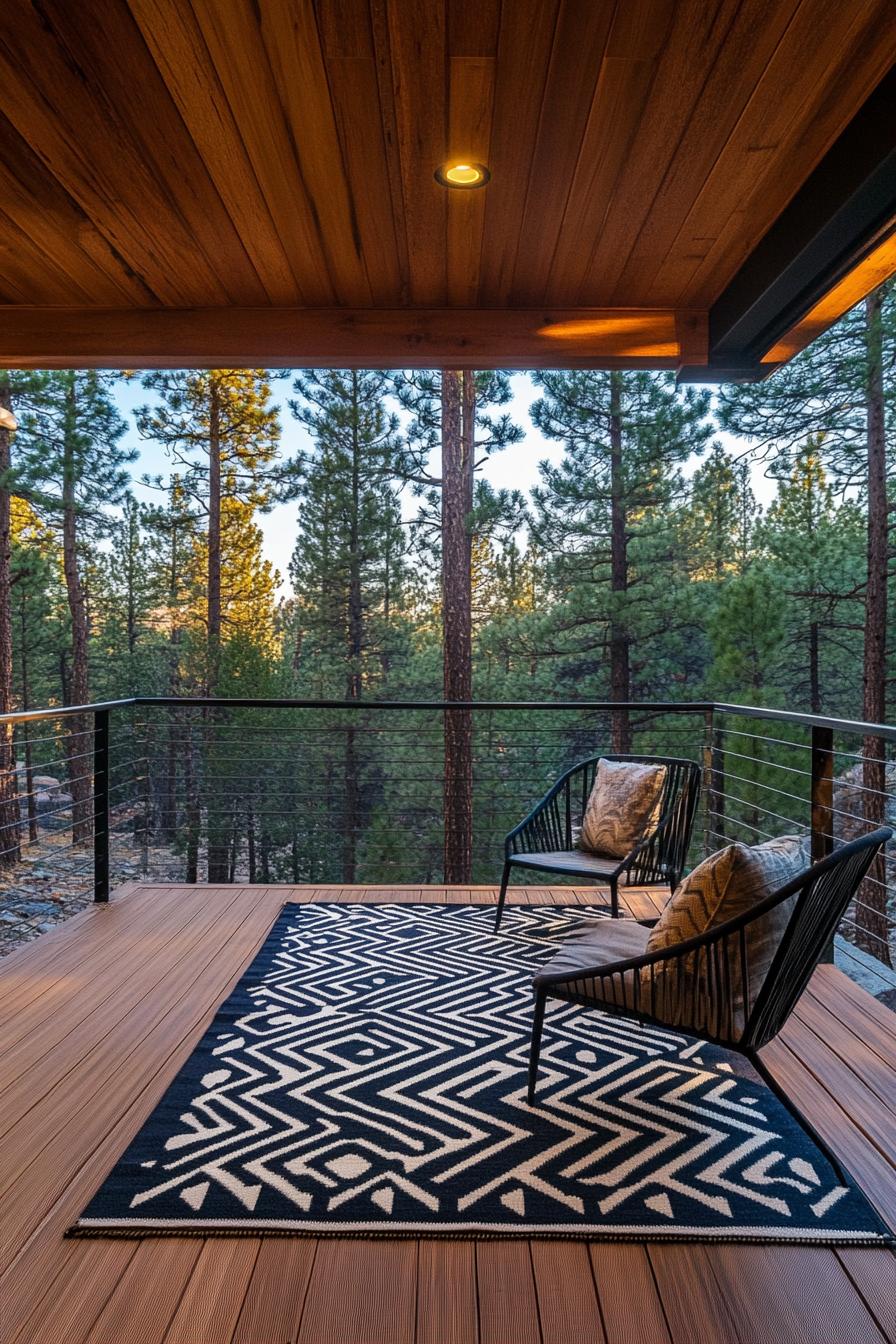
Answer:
xmin=747 ymin=1049 xmax=851 ymax=1189
xmin=528 ymin=989 xmax=547 ymax=1105
xmin=609 ymin=875 xmax=619 ymax=919
xmin=494 ymin=859 xmax=512 ymax=932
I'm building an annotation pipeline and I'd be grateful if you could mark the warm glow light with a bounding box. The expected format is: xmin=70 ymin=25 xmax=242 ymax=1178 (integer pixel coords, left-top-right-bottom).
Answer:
xmin=435 ymin=161 xmax=490 ymax=189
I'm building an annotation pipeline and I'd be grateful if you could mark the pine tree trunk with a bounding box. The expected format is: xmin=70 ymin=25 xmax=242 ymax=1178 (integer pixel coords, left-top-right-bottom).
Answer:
xmin=18 ymin=603 xmax=38 ymax=844
xmin=343 ymin=374 xmax=363 ymax=883
xmin=161 ymin=519 xmax=181 ymax=844
xmin=857 ymin=289 xmax=891 ymax=965
xmin=61 ymin=378 xmax=93 ymax=847
xmin=809 ymin=621 xmax=820 ymax=716
xmin=442 ymin=369 xmax=473 ymax=883
xmin=608 ymin=373 xmax=632 ymax=753
xmin=205 ymin=380 xmax=230 ymax=881
xmin=207 ymin=381 xmax=222 ymax=693
xmin=0 ymin=376 xmax=20 ymax=868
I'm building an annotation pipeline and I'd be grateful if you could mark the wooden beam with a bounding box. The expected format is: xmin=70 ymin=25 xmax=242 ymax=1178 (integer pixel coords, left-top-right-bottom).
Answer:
xmin=0 ymin=306 xmax=708 ymax=370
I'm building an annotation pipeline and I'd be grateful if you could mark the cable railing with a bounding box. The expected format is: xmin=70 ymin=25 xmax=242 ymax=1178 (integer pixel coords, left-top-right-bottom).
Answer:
xmin=0 ymin=697 xmax=893 ymax=993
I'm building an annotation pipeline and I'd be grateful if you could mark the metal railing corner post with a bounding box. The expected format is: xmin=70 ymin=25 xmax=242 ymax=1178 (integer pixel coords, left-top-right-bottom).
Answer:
xmin=701 ymin=707 xmax=714 ymax=859
xmin=810 ymin=724 xmax=835 ymax=961
xmin=93 ymin=707 xmax=110 ymax=902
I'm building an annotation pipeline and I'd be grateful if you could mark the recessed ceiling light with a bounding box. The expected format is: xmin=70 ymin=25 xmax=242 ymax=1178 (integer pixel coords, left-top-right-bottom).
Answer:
xmin=435 ymin=161 xmax=490 ymax=189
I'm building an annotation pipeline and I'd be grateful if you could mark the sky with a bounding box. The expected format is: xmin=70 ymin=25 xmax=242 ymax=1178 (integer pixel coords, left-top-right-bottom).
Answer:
xmin=116 ymin=372 xmax=769 ymax=599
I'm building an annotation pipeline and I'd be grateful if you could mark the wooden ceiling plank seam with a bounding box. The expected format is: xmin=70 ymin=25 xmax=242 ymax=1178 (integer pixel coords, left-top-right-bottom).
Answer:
xmin=507 ymin=0 xmax=618 ymax=306
xmin=126 ymin=0 xmax=303 ymax=306
xmin=477 ymin=0 xmax=563 ymax=305
xmin=547 ymin=56 xmax=661 ymax=305
xmin=608 ymin=0 xmax=805 ymax=305
xmin=545 ymin=0 xmax=676 ymax=304
xmin=384 ymin=0 xmax=449 ymax=306
xmin=447 ymin=0 xmax=501 ymax=58
xmin=257 ymin=0 xmax=374 ymax=307
xmin=0 ymin=79 xmax=211 ymax=308
xmin=0 ymin=5 xmax=242 ymax=307
xmin=627 ymin=0 xmax=810 ymax=305
xmin=322 ymin=55 xmax=405 ymax=307
xmin=187 ymin=0 xmax=338 ymax=306
xmin=368 ymin=0 xmax=412 ymax=307
xmin=0 ymin=305 xmax=702 ymax=371
xmin=672 ymin=0 xmax=896 ymax=306
xmin=0 ymin=204 xmax=104 ymax=306
xmin=447 ymin=54 xmax=496 ymax=307
xmin=651 ymin=0 xmax=892 ymax=305
xmin=37 ymin=0 xmax=274 ymax=307
xmin=0 ymin=112 xmax=159 ymax=306
xmin=313 ymin=0 xmax=375 ymax=58
xmin=580 ymin=0 xmax=745 ymax=303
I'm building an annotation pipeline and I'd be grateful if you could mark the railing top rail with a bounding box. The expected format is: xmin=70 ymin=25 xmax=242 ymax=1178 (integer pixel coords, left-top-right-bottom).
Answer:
xmin=0 ymin=695 xmax=892 ymax=742
xmin=132 ymin=696 xmax=715 ymax=713
xmin=0 ymin=698 xmax=137 ymax=725
xmin=712 ymin=702 xmax=896 ymax=743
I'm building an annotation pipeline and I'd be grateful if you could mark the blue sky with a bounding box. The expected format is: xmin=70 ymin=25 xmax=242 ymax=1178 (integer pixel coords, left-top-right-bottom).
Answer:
xmin=117 ymin=372 xmax=763 ymax=598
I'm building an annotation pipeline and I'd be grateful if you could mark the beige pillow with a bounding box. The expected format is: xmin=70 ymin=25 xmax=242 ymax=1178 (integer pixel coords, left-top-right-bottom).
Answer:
xmin=644 ymin=835 xmax=808 ymax=1038
xmin=579 ymin=759 xmax=667 ymax=858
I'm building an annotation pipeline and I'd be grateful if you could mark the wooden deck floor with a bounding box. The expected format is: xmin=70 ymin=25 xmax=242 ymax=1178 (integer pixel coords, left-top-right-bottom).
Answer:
xmin=1 ymin=882 xmax=895 ymax=1344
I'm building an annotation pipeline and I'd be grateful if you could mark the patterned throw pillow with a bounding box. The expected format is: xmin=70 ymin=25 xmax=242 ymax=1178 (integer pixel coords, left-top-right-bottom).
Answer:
xmin=644 ymin=835 xmax=808 ymax=1038
xmin=579 ymin=759 xmax=668 ymax=858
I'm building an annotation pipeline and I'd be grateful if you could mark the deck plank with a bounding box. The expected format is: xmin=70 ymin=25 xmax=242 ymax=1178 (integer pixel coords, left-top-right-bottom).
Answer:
xmin=85 ymin=1239 xmax=203 ymax=1344
xmin=415 ymin=1240 xmax=478 ymax=1344
xmin=164 ymin=1238 xmax=260 ymax=1344
xmin=476 ymin=1241 xmax=541 ymax=1344
xmin=1 ymin=882 xmax=894 ymax=1344
xmin=231 ymin=1236 xmax=317 ymax=1344
xmin=530 ymin=1240 xmax=606 ymax=1344
xmin=588 ymin=1243 xmax=671 ymax=1344
xmin=707 ymin=1244 xmax=888 ymax=1344
xmin=295 ymin=1239 xmax=417 ymax=1344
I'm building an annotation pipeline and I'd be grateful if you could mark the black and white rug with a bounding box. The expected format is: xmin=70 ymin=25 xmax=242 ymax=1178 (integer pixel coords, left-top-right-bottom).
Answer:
xmin=72 ymin=903 xmax=892 ymax=1243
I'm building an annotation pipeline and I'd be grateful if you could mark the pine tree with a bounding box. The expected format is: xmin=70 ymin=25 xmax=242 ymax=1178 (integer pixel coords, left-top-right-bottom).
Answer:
xmin=758 ymin=440 xmax=865 ymax=714
xmin=136 ymin=370 xmax=284 ymax=694
xmin=719 ymin=283 xmax=896 ymax=961
xmin=394 ymin=370 xmax=523 ymax=882
xmin=290 ymin=370 xmax=406 ymax=881
xmin=681 ymin=442 xmax=757 ymax=581
xmin=531 ymin=371 xmax=713 ymax=749
xmin=137 ymin=371 xmax=285 ymax=880
xmin=10 ymin=498 xmax=63 ymax=843
xmin=0 ymin=374 xmax=19 ymax=868
xmin=12 ymin=371 xmax=133 ymax=843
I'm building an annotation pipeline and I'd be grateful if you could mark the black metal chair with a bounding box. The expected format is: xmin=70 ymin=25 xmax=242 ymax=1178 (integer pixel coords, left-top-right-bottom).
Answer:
xmin=494 ymin=754 xmax=701 ymax=931
xmin=526 ymin=828 xmax=892 ymax=1178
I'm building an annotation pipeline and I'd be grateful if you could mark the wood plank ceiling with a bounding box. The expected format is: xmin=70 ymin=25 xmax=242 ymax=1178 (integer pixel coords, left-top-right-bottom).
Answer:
xmin=0 ymin=0 xmax=894 ymax=371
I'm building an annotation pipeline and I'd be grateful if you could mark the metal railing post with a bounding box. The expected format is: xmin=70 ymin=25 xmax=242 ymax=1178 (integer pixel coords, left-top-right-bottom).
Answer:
xmin=702 ymin=707 xmax=714 ymax=859
xmin=810 ymin=725 xmax=834 ymax=960
xmin=93 ymin=708 xmax=110 ymax=902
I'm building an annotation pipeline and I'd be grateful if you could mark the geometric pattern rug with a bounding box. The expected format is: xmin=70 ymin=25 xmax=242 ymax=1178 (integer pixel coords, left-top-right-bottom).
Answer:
xmin=71 ymin=903 xmax=893 ymax=1244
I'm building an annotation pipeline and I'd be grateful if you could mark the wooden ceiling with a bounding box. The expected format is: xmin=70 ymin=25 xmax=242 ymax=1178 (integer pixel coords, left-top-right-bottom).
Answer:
xmin=0 ymin=0 xmax=894 ymax=373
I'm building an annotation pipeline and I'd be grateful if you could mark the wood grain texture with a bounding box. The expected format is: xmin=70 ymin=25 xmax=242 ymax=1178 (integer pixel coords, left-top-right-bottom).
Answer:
xmin=0 ymin=305 xmax=704 ymax=370
xmin=1 ymin=881 xmax=894 ymax=1344
xmin=0 ymin=0 xmax=891 ymax=365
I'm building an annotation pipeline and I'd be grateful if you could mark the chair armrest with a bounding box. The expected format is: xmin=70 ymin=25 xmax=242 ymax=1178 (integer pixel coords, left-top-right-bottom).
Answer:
xmin=504 ymin=762 xmax=592 ymax=857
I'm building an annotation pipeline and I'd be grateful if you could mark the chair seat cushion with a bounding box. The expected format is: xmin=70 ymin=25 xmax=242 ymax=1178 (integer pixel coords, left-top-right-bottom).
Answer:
xmin=579 ymin=758 xmax=667 ymax=857
xmin=533 ymin=918 xmax=650 ymax=988
xmin=512 ymin=850 xmax=624 ymax=877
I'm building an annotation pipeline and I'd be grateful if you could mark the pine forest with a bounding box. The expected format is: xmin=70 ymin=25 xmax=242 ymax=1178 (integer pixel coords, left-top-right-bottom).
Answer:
xmin=0 ymin=285 xmax=893 ymax=968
